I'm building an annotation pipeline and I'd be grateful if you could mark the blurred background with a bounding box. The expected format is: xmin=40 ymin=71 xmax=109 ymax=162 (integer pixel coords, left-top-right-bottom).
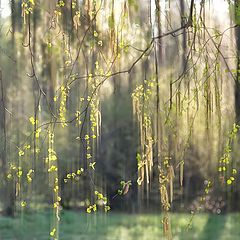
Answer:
xmin=0 ymin=0 xmax=240 ymax=239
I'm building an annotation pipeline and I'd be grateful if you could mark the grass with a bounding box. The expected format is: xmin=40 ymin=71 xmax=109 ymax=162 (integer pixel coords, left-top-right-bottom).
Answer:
xmin=0 ymin=210 xmax=239 ymax=240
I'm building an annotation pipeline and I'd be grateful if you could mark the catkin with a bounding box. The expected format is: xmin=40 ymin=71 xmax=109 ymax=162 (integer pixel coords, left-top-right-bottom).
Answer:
xmin=168 ymin=165 xmax=175 ymax=203
xmin=180 ymin=161 xmax=184 ymax=187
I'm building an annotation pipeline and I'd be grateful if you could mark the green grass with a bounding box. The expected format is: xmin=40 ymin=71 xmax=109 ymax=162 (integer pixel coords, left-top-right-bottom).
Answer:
xmin=0 ymin=211 xmax=239 ymax=240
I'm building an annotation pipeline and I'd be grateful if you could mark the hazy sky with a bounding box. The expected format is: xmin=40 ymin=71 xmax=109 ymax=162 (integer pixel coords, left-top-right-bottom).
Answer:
xmin=0 ymin=0 xmax=229 ymax=21
xmin=0 ymin=0 xmax=10 ymax=18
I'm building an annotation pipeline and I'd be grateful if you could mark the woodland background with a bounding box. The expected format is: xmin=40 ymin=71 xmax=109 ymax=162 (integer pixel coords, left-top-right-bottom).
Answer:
xmin=0 ymin=0 xmax=240 ymax=239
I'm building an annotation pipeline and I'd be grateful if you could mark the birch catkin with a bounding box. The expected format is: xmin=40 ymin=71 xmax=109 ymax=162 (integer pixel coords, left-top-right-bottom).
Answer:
xmin=180 ymin=161 xmax=184 ymax=187
xmin=168 ymin=165 xmax=175 ymax=203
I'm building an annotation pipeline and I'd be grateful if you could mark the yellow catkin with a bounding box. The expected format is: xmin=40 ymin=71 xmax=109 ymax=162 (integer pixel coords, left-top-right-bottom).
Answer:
xmin=180 ymin=161 xmax=184 ymax=187
xmin=162 ymin=213 xmax=173 ymax=240
xmin=48 ymin=130 xmax=60 ymax=239
xmin=168 ymin=165 xmax=175 ymax=203
xmin=132 ymin=84 xmax=154 ymax=186
xmin=160 ymin=185 xmax=170 ymax=211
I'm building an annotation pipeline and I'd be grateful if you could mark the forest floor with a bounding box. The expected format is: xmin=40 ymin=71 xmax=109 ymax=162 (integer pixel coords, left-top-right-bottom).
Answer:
xmin=0 ymin=211 xmax=239 ymax=240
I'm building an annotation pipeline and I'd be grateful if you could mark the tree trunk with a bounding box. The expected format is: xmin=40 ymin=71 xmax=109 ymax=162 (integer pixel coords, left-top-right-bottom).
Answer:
xmin=0 ymin=71 xmax=15 ymax=216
